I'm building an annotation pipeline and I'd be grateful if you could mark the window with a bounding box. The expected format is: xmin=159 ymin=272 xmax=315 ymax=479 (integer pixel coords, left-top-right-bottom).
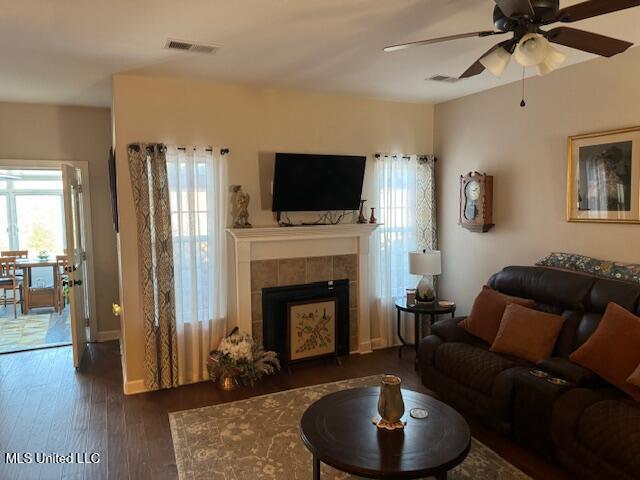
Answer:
xmin=372 ymin=154 xmax=423 ymax=346
xmin=0 ymin=195 xmax=8 ymax=251
xmin=374 ymin=155 xmax=419 ymax=300
xmin=0 ymin=169 xmax=65 ymax=255
xmin=166 ymin=145 xmax=227 ymax=384
xmin=166 ymin=147 xmax=226 ymax=326
xmin=16 ymin=195 xmax=64 ymax=254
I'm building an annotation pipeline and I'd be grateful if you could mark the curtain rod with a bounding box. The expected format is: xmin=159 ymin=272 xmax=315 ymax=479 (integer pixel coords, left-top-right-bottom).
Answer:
xmin=374 ymin=153 xmax=437 ymax=162
xmin=127 ymin=144 xmax=229 ymax=155
xmin=177 ymin=146 xmax=230 ymax=155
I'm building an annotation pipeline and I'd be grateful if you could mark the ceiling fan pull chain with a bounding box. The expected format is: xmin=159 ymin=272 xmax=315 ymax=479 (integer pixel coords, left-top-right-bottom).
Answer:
xmin=520 ymin=66 xmax=526 ymax=108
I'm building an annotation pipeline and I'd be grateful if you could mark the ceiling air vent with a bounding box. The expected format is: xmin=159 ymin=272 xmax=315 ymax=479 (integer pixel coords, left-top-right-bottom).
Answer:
xmin=164 ymin=38 xmax=219 ymax=55
xmin=427 ymin=74 xmax=462 ymax=84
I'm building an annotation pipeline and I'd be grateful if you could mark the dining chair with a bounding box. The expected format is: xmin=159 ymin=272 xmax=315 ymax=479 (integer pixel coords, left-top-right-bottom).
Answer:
xmin=55 ymin=255 xmax=69 ymax=314
xmin=0 ymin=250 xmax=28 ymax=259
xmin=0 ymin=256 xmax=23 ymax=319
xmin=1 ymin=250 xmax=28 ymax=281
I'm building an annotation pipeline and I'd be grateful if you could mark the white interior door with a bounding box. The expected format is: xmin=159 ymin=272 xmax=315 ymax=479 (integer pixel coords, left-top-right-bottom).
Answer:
xmin=62 ymin=164 xmax=88 ymax=368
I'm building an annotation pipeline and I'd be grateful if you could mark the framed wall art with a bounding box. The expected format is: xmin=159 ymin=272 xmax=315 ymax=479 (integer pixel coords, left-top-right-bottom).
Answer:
xmin=567 ymin=126 xmax=640 ymax=223
xmin=286 ymin=297 xmax=337 ymax=364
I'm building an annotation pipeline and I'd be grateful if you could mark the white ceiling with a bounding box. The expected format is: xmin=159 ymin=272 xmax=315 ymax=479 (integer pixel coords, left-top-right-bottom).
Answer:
xmin=1 ymin=0 xmax=639 ymax=107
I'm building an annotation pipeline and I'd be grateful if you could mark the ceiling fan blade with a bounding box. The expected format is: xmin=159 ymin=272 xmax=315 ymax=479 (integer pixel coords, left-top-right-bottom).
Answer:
xmin=459 ymin=39 xmax=516 ymax=79
xmin=383 ymin=31 xmax=505 ymax=52
xmin=495 ymin=0 xmax=535 ymax=17
xmin=557 ymin=0 xmax=640 ymax=22
xmin=546 ymin=27 xmax=633 ymax=57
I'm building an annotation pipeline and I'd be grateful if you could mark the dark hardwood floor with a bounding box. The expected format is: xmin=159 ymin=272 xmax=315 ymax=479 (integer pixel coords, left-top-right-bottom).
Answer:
xmin=0 ymin=342 xmax=572 ymax=480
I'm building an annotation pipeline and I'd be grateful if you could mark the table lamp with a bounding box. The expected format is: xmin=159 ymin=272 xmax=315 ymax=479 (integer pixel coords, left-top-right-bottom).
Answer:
xmin=409 ymin=250 xmax=441 ymax=303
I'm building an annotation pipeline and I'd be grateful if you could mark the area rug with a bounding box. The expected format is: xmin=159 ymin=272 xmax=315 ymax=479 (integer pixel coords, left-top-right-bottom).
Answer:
xmin=0 ymin=314 xmax=50 ymax=352
xmin=169 ymin=376 xmax=531 ymax=480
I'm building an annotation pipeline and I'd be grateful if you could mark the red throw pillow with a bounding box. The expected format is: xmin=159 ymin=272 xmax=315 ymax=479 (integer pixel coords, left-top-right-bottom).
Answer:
xmin=490 ymin=303 xmax=565 ymax=363
xmin=570 ymin=302 xmax=640 ymax=401
xmin=458 ymin=286 xmax=536 ymax=344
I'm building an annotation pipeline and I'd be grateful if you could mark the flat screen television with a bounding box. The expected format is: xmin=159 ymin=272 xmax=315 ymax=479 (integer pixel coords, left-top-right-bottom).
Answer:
xmin=271 ymin=153 xmax=366 ymax=212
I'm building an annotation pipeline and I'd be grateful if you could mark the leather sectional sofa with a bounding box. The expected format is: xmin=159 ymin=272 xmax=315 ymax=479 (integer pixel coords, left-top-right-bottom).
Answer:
xmin=419 ymin=266 xmax=640 ymax=480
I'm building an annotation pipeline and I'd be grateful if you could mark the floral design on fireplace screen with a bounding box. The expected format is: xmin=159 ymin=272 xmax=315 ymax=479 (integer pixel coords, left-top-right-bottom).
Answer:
xmin=287 ymin=297 xmax=337 ymax=363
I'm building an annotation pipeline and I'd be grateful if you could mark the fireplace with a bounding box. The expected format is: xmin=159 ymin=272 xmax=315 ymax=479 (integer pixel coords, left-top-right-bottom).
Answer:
xmin=262 ymin=280 xmax=350 ymax=363
xmin=226 ymin=224 xmax=380 ymax=354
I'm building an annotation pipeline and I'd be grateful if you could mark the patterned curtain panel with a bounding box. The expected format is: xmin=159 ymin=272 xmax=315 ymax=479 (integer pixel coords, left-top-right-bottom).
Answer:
xmin=416 ymin=155 xmax=438 ymax=294
xmin=128 ymin=143 xmax=179 ymax=391
xmin=416 ymin=155 xmax=437 ymax=251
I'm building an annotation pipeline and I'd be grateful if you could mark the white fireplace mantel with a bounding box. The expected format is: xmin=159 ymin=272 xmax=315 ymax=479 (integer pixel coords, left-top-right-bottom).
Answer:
xmin=226 ymin=223 xmax=380 ymax=353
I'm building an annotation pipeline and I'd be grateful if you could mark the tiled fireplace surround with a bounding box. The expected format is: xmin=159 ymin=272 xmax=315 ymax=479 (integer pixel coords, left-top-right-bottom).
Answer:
xmin=250 ymin=255 xmax=359 ymax=351
xmin=226 ymin=224 xmax=379 ymax=354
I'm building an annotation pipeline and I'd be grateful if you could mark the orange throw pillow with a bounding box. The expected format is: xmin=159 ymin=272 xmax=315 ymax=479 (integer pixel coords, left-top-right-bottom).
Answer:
xmin=490 ymin=303 xmax=565 ymax=363
xmin=629 ymin=364 xmax=640 ymax=387
xmin=570 ymin=302 xmax=640 ymax=401
xmin=459 ymin=286 xmax=536 ymax=344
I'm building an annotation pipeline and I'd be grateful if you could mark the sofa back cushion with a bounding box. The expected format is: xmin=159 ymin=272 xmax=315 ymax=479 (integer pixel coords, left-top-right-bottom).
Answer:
xmin=490 ymin=303 xmax=565 ymax=363
xmin=488 ymin=266 xmax=594 ymax=311
xmin=458 ymin=286 xmax=536 ymax=344
xmin=487 ymin=266 xmax=640 ymax=356
xmin=570 ymin=302 xmax=640 ymax=401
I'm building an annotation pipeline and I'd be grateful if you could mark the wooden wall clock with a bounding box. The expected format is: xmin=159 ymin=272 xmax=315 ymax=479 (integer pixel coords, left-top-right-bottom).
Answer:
xmin=459 ymin=172 xmax=494 ymax=232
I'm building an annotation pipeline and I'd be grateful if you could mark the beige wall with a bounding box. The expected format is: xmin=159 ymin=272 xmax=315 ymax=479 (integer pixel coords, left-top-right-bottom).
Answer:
xmin=112 ymin=74 xmax=434 ymax=386
xmin=435 ymin=47 xmax=640 ymax=315
xmin=0 ymin=101 xmax=120 ymax=332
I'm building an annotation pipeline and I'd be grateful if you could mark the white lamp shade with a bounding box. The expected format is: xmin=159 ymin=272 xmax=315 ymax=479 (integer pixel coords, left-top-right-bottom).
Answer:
xmin=409 ymin=250 xmax=442 ymax=276
xmin=480 ymin=47 xmax=512 ymax=77
xmin=536 ymin=44 xmax=567 ymax=76
xmin=514 ymin=33 xmax=550 ymax=67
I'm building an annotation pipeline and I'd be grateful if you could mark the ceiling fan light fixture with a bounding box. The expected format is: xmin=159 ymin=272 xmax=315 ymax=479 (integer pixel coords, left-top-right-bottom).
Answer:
xmin=536 ymin=44 xmax=567 ymax=76
xmin=479 ymin=47 xmax=512 ymax=77
xmin=514 ymin=33 xmax=550 ymax=67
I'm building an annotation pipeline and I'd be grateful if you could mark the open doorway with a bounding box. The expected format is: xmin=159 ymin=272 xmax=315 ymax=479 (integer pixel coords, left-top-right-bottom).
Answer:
xmin=0 ymin=164 xmax=94 ymax=365
xmin=0 ymin=168 xmax=70 ymax=353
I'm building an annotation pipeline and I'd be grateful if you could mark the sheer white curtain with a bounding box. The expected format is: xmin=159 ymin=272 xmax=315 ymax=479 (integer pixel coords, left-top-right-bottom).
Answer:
xmin=166 ymin=145 xmax=227 ymax=384
xmin=372 ymin=154 xmax=419 ymax=347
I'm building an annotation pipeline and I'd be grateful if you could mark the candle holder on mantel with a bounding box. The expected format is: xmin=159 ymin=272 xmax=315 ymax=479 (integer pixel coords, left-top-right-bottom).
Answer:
xmin=369 ymin=208 xmax=377 ymax=224
xmin=358 ymin=200 xmax=367 ymax=224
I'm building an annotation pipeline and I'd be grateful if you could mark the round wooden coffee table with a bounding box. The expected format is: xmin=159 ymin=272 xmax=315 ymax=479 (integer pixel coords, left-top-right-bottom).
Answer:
xmin=300 ymin=387 xmax=470 ymax=479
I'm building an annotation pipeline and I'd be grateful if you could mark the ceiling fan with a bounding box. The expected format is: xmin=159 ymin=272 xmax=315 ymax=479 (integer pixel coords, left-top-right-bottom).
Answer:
xmin=384 ymin=0 xmax=640 ymax=78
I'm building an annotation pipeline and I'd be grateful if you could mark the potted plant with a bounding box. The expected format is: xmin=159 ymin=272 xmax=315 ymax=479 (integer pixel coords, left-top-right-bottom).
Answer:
xmin=207 ymin=327 xmax=280 ymax=390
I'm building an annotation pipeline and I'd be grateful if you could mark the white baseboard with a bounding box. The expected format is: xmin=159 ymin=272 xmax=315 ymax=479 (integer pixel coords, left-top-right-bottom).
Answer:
xmin=358 ymin=340 xmax=373 ymax=354
xmin=371 ymin=337 xmax=388 ymax=350
xmin=96 ymin=330 xmax=120 ymax=342
xmin=123 ymin=379 xmax=147 ymax=395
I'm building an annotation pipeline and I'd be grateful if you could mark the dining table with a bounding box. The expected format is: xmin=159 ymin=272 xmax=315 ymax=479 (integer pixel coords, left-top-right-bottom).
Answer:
xmin=16 ymin=258 xmax=60 ymax=314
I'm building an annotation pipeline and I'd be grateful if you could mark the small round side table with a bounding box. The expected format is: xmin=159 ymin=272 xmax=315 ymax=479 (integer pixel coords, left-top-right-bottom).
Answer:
xmin=395 ymin=298 xmax=456 ymax=369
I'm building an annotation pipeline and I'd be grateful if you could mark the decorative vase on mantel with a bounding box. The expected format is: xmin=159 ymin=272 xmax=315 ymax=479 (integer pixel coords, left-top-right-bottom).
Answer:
xmin=358 ymin=200 xmax=367 ymax=224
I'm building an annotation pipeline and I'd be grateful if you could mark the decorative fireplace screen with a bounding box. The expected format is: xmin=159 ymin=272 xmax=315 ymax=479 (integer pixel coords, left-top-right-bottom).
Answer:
xmin=262 ymin=280 xmax=350 ymax=366
xmin=287 ymin=297 xmax=337 ymax=363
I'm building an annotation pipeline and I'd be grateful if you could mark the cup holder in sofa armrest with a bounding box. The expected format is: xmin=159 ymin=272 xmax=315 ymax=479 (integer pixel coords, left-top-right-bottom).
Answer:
xmin=513 ymin=369 xmax=576 ymax=460
xmin=536 ymin=357 xmax=605 ymax=387
xmin=431 ymin=316 xmax=477 ymax=344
